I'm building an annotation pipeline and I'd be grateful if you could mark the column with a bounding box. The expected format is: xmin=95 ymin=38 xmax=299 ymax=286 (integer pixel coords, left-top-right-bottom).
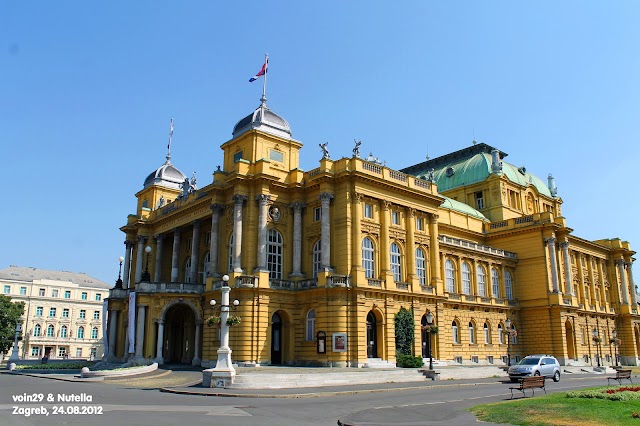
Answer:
xmin=255 ymin=195 xmax=270 ymax=272
xmin=380 ymin=200 xmax=391 ymax=282
xmin=135 ymin=305 xmax=146 ymax=360
xmin=154 ymin=235 xmax=164 ymax=282
xmin=560 ymin=241 xmax=573 ymax=295
xmin=122 ymin=240 xmax=134 ymax=289
xmin=428 ymin=214 xmax=442 ymax=288
xmin=154 ymin=319 xmax=164 ymax=364
xmin=351 ymin=193 xmax=363 ymax=275
xmin=628 ymin=261 xmax=637 ymax=306
xmin=406 ymin=209 xmax=416 ymax=286
xmin=192 ymin=320 xmax=202 ymax=366
xmin=290 ymin=202 xmax=305 ymax=277
xmin=232 ymin=195 xmax=247 ymax=273
xmin=171 ymin=228 xmax=181 ymax=282
xmin=545 ymin=237 xmax=560 ymax=293
xmin=135 ymin=236 xmax=147 ymax=283
xmin=320 ymin=192 xmax=334 ymax=271
xmin=108 ymin=311 xmax=117 ymax=358
xmin=208 ymin=204 xmax=224 ymax=277
xmin=190 ymin=220 xmax=201 ymax=282
xmin=616 ymin=259 xmax=629 ymax=304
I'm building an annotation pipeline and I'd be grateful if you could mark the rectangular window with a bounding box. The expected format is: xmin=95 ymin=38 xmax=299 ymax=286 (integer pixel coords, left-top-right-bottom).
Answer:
xmin=36 ymin=307 xmax=43 ymax=316
xmin=76 ymin=348 xmax=83 ymax=358
xmin=487 ymin=356 xmax=494 ymax=364
xmin=31 ymin=347 xmax=40 ymax=357
xmin=62 ymin=308 xmax=69 ymax=318
xmin=64 ymin=291 xmax=71 ymax=299
xmin=416 ymin=217 xmax=424 ymax=231
xmin=20 ymin=287 xmax=27 ymax=295
xmin=475 ymin=191 xmax=484 ymax=210
xmin=49 ymin=308 xmax=56 ymax=317
xmin=391 ymin=211 xmax=400 ymax=225
xmin=454 ymin=356 xmax=463 ymax=364
xmin=39 ymin=288 xmax=45 ymax=297
xmin=269 ymin=149 xmax=284 ymax=163
xmin=186 ymin=238 xmax=192 ymax=252
xmin=364 ymin=203 xmax=373 ymax=219
xmin=472 ymin=356 xmax=479 ymax=363
xmin=79 ymin=310 xmax=86 ymax=319
xmin=93 ymin=311 xmax=100 ymax=320
xmin=314 ymin=207 xmax=321 ymax=222
xmin=3 ymin=285 xmax=9 ymax=294
xmin=51 ymin=289 xmax=59 ymax=298
xmin=233 ymin=151 xmax=243 ymax=163
xmin=81 ymin=292 xmax=87 ymax=300
xmin=58 ymin=347 xmax=67 ymax=358
xmin=95 ymin=293 xmax=101 ymax=301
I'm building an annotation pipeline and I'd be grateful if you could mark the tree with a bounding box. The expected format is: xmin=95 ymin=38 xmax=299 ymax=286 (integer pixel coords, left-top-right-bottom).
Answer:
xmin=394 ymin=306 xmax=415 ymax=356
xmin=0 ymin=295 xmax=25 ymax=355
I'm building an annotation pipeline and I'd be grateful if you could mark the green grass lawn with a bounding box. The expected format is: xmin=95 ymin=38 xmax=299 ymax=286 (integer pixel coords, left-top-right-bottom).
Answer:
xmin=470 ymin=387 xmax=640 ymax=426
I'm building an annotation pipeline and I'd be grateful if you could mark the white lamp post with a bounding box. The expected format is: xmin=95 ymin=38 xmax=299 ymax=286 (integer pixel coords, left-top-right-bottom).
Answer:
xmin=505 ymin=318 xmax=512 ymax=367
xmin=9 ymin=320 xmax=22 ymax=361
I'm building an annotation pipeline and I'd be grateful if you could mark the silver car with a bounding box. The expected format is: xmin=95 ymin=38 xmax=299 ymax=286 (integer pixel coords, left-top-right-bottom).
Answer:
xmin=508 ymin=355 xmax=561 ymax=383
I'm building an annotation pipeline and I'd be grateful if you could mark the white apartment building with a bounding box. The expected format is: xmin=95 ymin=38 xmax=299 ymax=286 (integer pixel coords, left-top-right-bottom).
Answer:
xmin=1 ymin=266 xmax=112 ymax=361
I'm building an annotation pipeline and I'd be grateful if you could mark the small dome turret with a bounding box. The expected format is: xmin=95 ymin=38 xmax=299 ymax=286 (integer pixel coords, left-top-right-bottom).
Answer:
xmin=232 ymin=102 xmax=292 ymax=139
xmin=143 ymin=159 xmax=186 ymax=190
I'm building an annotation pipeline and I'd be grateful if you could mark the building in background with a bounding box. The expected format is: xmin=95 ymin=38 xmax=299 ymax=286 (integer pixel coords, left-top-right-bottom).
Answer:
xmin=0 ymin=266 xmax=110 ymax=360
xmin=107 ymin=95 xmax=638 ymax=369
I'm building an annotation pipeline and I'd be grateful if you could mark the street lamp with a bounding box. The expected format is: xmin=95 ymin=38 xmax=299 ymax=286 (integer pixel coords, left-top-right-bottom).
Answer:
xmin=592 ymin=328 xmax=601 ymax=367
xmin=115 ymin=256 xmax=125 ymax=288
xmin=425 ymin=310 xmax=434 ymax=370
xmin=612 ymin=329 xmax=619 ymax=367
xmin=141 ymin=246 xmax=152 ymax=282
xmin=9 ymin=320 xmax=23 ymax=362
xmin=505 ymin=318 xmax=512 ymax=367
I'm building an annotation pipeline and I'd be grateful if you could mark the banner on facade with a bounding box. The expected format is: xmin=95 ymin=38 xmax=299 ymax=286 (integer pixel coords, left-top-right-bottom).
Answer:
xmin=128 ymin=291 xmax=136 ymax=354
xmin=102 ymin=299 xmax=108 ymax=357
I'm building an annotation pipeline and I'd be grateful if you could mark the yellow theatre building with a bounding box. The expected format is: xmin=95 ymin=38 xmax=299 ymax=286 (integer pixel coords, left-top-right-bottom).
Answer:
xmin=106 ymin=96 xmax=639 ymax=369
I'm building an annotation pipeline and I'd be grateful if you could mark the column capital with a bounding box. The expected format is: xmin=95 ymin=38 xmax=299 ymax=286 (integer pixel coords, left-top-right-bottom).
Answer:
xmin=544 ymin=237 xmax=557 ymax=245
xmin=156 ymin=319 xmax=164 ymax=325
xmin=192 ymin=219 xmax=202 ymax=227
xmin=124 ymin=239 xmax=135 ymax=247
xmin=319 ymin=192 xmax=334 ymax=203
xmin=255 ymin=194 xmax=271 ymax=204
xmin=429 ymin=213 xmax=439 ymax=222
xmin=137 ymin=235 xmax=148 ymax=244
xmin=381 ymin=200 xmax=391 ymax=211
xmin=233 ymin=194 xmax=248 ymax=205
xmin=154 ymin=234 xmax=165 ymax=242
xmin=615 ymin=259 xmax=626 ymax=267
xmin=408 ymin=208 xmax=416 ymax=218
xmin=210 ymin=203 xmax=225 ymax=213
xmin=289 ymin=202 xmax=306 ymax=211
xmin=559 ymin=241 xmax=570 ymax=249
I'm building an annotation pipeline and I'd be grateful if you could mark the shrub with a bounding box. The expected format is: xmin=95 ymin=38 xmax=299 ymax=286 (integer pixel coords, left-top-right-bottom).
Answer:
xmin=397 ymin=354 xmax=424 ymax=368
xmin=15 ymin=362 xmax=94 ymax=370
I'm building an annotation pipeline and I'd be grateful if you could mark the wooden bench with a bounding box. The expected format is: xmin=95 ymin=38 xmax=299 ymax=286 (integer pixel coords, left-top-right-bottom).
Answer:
xmin=607 ymin=369 xmax=633 ymax=386
xmin=509 ymin=376 xmax=546 ymax=399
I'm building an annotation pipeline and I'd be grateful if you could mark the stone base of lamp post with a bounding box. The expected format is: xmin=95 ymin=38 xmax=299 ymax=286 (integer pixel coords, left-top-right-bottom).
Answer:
xmin=202 ymin=347 xmax=236 ymax=388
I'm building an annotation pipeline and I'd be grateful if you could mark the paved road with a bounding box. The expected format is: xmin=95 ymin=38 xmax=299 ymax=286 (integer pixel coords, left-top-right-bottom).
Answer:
xmin=0 ymin=372 xmax=611 ymax=426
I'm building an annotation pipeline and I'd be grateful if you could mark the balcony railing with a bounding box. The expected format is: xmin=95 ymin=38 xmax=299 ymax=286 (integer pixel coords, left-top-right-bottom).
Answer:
xmin=136 ymin=282 xmax=205 ymax=294
xmin=328 ymin=275 xmax=350 ymax=288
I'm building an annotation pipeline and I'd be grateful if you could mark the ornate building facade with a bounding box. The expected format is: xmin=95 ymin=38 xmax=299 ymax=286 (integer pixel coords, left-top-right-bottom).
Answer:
xmin=106 ymin=98 xmax=639 ymax=368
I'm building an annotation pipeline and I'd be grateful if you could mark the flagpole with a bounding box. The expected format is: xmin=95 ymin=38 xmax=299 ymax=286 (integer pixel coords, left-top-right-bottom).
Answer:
xmin=167 ymin=118 xmax=174 ymax=163
xmin=261 ymin=53 xmax=268 ymax=106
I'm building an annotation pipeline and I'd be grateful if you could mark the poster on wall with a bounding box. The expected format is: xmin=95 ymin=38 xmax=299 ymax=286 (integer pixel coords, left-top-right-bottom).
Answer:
xmin=332 ymin=333 xmax=347 ymax=352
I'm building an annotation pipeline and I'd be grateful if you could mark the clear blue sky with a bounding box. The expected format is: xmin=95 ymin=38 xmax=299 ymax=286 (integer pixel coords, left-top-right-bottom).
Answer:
xmin=2 ymin=1 xmax=638 ymax=283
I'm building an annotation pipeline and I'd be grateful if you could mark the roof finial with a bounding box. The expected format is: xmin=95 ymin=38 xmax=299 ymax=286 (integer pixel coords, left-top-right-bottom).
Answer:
xmin=426 ymin=145 xmax=430 ymax=161
xmin=166 ymin=118 xmax=174 ymax=163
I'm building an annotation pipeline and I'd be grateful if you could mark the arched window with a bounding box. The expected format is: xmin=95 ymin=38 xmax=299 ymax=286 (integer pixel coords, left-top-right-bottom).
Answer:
xmin=498 ymin=324 xmax=504 ymax=344
xmin=505 ymin=271 xmax=513 ymax=300
xmin=445 ymin=260 xmax=456 ymax=293
xmin=415 ymin=248 xmax=426 ymax=285
xmin=390 ymin=242 xmax=402 ymax=282
xmin=47 ymin=324 xmax=55 ymax=337
xmin=203 ymin=251 xmax=211 ymax=280
xmin=33 ymin=324 xmax=41 ymax=337
xmin=469 ymin=322 xmax=476 ymax=344
xmin=228 ymin=233 xmax=234 ymax=273
xmin=484 ymin=322 xmax=491 ymax=344
xmin=306 ymin=309 xmax=316 ymax=341
xmin=462 ymin=262 xmax=471 ymax=295
xmin=60 ymin=325 xmax=68 ymax=338
xmin=91 ymin=327 xmax=99 ymax=339
xmin=184 ymin=258 xmax=192 ymax=283
xmin=491 ymin=268 xmax=500 ymax=298
xmin=362 ymin=237 xmax=375 ymax=278
xmin=510 ymin=323 xmax=517 ymax=344
xmin=267 ymin=229 xmax=284 ymax=279
xmin=477 ymin=266 xmax=486 ymax=297
xmin=312 ymin=240 xmax=322 ymax=278
xmin=452 ymin=320 xmax=460 ymax=344
xmin=77 ymin=326 xmax=85 ymax=339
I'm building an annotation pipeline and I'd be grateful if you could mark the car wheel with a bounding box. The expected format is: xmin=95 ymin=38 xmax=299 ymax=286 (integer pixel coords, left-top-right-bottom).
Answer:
xmin=553 ymin=371 xmax=560 ymax=382
xmin=534 ymin=371 xmax=541 ymax=376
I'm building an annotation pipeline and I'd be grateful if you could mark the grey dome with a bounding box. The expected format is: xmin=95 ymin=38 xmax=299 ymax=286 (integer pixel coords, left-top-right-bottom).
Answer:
xmin=232 ymin=104 xmax=292 ymax=139
xmin=143 ymin=160 xmax=187 ymax=190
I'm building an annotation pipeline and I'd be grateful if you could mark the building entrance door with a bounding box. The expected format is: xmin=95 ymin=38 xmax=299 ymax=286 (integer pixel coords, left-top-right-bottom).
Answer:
xmin=366 ymin=312 xmax=377 ymax=358
xmin=271 ymin=313 xmax=282 ymax=365
xmin=164 ymin=304 xmax=196 ymax=364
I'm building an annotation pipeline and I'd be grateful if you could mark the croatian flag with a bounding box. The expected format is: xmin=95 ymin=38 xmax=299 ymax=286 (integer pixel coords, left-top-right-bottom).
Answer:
xmin=249 ymin=57 xmax=268 ymax=82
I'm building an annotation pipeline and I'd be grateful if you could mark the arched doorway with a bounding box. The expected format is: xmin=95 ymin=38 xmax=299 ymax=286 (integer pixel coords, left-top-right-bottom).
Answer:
xmin=271 ymin=312 xmax=283 ymax=365
xmin=366 ymin=311 xmax=378 ymax=358
xmin=164 ymin=304 xmax=196 ymax=364
xmin=565 ymin=320 xmax=576 ymax=361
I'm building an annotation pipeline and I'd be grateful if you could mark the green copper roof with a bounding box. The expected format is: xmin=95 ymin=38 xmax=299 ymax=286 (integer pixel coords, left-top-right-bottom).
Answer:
xmin=440 ymin=196 xmax=488 ymax=221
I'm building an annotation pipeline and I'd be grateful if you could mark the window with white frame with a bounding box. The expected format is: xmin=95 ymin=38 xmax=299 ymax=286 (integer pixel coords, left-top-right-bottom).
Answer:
xmin=185 ymin=258 xmax=192 ymax=282
xmin=91 ymin=327 xmax=99 ymax=339
xmin=31 ymin=347 xmax=40 ymax=357
xmin=203 ymin=251 xmax=211 ymax=280
xmin=505 ymin=270 xmax=513 ymax=300
xmin=64 ymin=290 xmax=71 ymax=299
xmin=81 ymin=292 xmax=87 ymax=300
xmin=390 ymin=242 xmax=402 ymax=282
xmin=362 ymin=237 xmax=375 ymax=279
xmin=484 ymin=322 xmax=490 ymax=344
xmin=491 ymin=268 xmax=500 ymax=298
xmin=20 ymin=287 xmax=27 ymax=295
xmin=469 ymin=322 xmax=476 ymax=344
xmin=47 ymin=324 xmax=55 ymax=337
xmin=60 ymin=325 xmax=68 ymax=338
xmin=416 ymin=217 xmax=424 ymax=231
xmin=76 ymin=348 xmax=82 ymax=357
xmin=77 ymin=327 xmax=85 ymax=339
xmin=477 ymin=266 xmax=486 ymax=297
xmin=58 ymin=347 xmax=66 ymax=357
xmin=79 ymin=310 xmax=86 ymax=319
xmin=228 ymin=233 xmax=234 ymax=273
xmin=267 ymin=229 xmax=284 ymax=279
xmin=93 ymin=311 xmax=100 ymax=320
xmin=498 ymin=324 xmax=504 ymax=344
xmin=36 ymin=307 xmax=43 ymax=316
xmin=33 ymin=324 xmax=41 ymax=337
xmin=3 ymin=285 xmax=10 ymax=294
xmin=51 ymin=289 xmax=59 ymax=298
xmin=306 ymin=309 xmax=316 ymax=341
xmin=391 ymin=210 xmax=400 ymax=225
xmin=312 ymin=240 xmax=322 ymax=278
xmin=39 ymin=288 xmax=45 ymax=297
xmin=364 ymin=203 xmax=373 ymax=219
xmin=416 ymin=248 xmax=426 ymax=285
xmin=445 ymin=260 xmax=456 ymax=293
xmin=95 ymin=293 xmax=101 ymax=301
xmin=462 ymin=262 xmax=471 ymax=295
xmin=49 ymin=307 xmax=56 ymax=317
xmin=452 ymin=320 xmax=460 ymax=344
xmin=62 ymin=308 xmax=69 ymax=318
